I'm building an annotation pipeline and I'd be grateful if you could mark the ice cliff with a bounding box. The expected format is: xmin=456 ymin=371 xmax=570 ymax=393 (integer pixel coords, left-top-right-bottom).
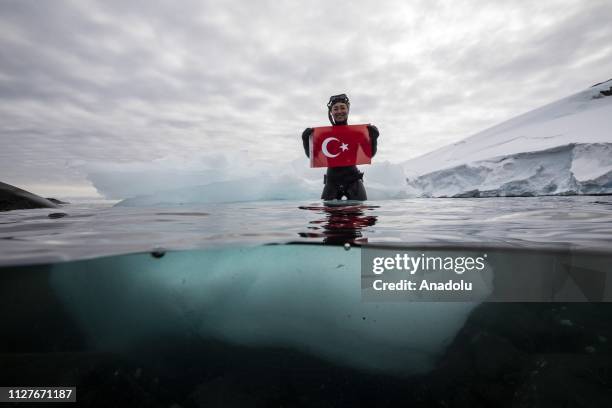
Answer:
xmin=403 ymin=79 xmax=612 ymax=197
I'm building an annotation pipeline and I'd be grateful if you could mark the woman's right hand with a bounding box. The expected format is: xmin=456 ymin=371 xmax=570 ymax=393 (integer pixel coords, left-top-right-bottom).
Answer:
xmin=302 ymin=128 xmax=314 ymax=139
xmin=301 ymin=128 xmax=313 ymax=158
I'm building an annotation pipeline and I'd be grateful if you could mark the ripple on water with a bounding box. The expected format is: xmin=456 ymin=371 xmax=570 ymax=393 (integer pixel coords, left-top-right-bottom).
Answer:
xmin=0 ymin=196 xmax=611 ymax=266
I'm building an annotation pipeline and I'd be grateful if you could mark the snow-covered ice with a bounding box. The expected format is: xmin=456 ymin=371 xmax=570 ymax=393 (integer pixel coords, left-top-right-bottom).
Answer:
xmin=403 ymin=79 xmax=612 ymax=197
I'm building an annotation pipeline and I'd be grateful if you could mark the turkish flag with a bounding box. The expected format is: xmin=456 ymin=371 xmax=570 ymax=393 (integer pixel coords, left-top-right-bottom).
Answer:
xmin=309 ymin=124 xmax=372 ymax=168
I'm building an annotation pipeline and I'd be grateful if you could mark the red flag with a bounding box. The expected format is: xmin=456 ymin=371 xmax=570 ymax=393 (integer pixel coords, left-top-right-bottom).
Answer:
xmin=310 ymin=124 xmax=372 ymax=168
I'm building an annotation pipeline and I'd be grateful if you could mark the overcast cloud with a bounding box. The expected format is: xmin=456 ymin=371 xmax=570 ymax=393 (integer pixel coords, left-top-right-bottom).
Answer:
xmin=1 ymin=0 xmax=611 ymax=197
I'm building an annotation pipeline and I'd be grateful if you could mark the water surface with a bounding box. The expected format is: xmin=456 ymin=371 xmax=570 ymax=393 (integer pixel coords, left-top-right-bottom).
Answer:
xmin=1 ymin=196 xmax=611 ymax=266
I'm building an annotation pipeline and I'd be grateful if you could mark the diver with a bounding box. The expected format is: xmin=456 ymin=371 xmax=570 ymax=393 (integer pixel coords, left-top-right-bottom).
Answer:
xmin=301 ymin=93 xmax=379 ymax=200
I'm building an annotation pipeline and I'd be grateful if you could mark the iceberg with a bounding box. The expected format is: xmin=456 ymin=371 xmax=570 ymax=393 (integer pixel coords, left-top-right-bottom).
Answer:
xmin=403 ymin=80 xmax=612 ymax=197
xmin=49 ymin=245 xmax=490 ymax=374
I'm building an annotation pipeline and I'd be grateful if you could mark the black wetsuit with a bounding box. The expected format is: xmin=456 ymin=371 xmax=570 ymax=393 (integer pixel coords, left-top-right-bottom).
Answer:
xmin=302 ymin=123 xmax=379 ymax=201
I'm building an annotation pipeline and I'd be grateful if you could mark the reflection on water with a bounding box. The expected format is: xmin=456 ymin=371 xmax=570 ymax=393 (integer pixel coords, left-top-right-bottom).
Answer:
xmin=298 ymin=202 xmax=378 ymax=245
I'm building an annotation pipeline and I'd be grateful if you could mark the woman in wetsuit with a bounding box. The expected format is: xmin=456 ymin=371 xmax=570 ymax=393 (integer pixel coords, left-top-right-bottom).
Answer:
xmin=301 ymin=94 xmax=379 ymax=201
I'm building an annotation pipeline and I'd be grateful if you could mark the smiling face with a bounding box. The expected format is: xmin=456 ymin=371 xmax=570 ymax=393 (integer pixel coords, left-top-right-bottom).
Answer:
xmin=330 ymin=102 xmax=349 ymax=124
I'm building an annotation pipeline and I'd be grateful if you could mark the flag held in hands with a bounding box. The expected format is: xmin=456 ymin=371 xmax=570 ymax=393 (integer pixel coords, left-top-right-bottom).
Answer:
xmin=309 ymin=124 xmax=372 ymax=168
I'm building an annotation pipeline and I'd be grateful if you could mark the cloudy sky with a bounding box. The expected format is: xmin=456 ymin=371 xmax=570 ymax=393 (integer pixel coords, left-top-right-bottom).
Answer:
xmin=1 ymin=0 xmax=611 ymax=197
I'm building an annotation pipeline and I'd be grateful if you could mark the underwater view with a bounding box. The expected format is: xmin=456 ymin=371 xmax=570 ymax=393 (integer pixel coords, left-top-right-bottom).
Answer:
xmin=2 ymin=196 xmax=612 ymax=407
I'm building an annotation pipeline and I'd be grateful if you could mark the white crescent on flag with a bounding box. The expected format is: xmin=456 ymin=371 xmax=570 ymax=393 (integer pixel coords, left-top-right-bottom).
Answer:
xmin=322 ymin=137 xmax=341 ymax=158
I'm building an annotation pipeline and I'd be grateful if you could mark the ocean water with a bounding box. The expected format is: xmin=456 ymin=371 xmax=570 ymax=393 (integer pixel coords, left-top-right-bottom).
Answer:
xmin=2 ymin=196 xmax=612 ymax=265
xmin=2 ymin=196 xmax=612 ymax=407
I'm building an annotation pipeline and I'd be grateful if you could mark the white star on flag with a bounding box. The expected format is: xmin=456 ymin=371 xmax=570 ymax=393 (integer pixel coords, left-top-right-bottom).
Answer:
xmin=340 ymin=143 xmax=349 ymax=152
